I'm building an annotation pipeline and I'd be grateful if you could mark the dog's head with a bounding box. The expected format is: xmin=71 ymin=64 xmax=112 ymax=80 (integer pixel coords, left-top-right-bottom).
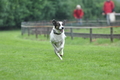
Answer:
xmin=52 ymin=19 xmax=65 ymax=33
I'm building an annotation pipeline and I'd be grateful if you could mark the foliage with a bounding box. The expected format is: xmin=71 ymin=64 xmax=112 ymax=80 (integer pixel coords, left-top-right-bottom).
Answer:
xmin=0 ymin=0 xmax=120 ymax=28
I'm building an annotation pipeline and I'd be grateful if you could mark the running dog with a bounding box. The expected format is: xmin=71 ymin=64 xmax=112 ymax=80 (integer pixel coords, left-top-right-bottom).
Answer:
xmin=50 ymin=19 xmax=66 ymax=60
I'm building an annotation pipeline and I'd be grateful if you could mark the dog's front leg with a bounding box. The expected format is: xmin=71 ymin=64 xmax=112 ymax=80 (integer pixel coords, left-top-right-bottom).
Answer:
xmin=52 ymin=43 xmax=59 ymax=52
xmin=52 ymin=44 xmax=63 ymax=60
xmin=59 ymin=40 xmax=65 ymax=56
xmin=60 ymin=49 xmax=64 ymax=57
xmin=54 ymin=49 xmax=63 ymax=60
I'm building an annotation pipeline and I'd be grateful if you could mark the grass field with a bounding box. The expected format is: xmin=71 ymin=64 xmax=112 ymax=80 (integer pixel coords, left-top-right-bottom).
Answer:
xmin=0 ymin=30 xmax=120 ymax=80
xmin=65 ymin=27 xmax=120 ymax=34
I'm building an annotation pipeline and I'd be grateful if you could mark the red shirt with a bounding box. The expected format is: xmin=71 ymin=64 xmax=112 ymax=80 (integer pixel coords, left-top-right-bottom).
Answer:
xmin=73 ymin=9 xmax=84 ymax=19
xmin=103 ymin=1 xmax=115 ymax=14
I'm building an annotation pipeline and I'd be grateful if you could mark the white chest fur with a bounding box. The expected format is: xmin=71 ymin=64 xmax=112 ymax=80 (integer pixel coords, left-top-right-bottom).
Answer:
xmin=50 ymin=30 xmax=66 ymax=43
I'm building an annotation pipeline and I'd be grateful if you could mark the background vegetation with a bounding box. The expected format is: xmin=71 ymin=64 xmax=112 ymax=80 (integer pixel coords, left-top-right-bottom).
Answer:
xmin=0 ymin=0 xmax=120 ymax=28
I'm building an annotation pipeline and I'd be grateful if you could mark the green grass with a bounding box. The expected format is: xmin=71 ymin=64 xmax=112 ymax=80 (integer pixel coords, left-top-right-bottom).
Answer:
xmin=0 ymin=30 xmax=120 ymax=80
xmin=65 ymin=27 xmax=120 ymax=34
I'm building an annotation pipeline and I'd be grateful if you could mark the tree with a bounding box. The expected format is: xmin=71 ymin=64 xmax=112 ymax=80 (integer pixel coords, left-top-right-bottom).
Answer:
xmin=0 ymin=0 xmax=120 ymax=29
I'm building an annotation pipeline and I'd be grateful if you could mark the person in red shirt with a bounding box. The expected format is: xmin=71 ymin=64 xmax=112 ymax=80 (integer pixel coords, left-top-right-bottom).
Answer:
xmin=73 ymin=5 xmax=84 ymax=25
xmin=102 ymin=0 xmax=115 ymax=25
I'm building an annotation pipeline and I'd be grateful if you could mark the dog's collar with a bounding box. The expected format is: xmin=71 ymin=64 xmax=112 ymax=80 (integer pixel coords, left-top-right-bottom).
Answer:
xmin=53 ymin=30 xmax=62 ymax=35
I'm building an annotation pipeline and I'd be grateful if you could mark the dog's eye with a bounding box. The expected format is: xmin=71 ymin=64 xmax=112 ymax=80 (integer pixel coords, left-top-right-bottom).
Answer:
xmin=57 ymin=23 xmax=60 ymax=26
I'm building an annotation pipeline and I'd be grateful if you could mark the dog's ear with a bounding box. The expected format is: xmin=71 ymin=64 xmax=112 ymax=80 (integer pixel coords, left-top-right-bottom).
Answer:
xmin=52 ymin=19 xmax=57 ymax=26
xmin=62 ymin=20 xmax=66 ymax=25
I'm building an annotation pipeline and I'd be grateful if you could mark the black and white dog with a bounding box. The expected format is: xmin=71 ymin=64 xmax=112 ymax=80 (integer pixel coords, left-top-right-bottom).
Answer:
xmin=50 ymin=19 xmax=66 ymax=60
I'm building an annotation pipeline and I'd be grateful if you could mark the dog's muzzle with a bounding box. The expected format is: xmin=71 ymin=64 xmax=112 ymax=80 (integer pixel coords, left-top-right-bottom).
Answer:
xmin=59 ymin=27 xmax=64 ymax=32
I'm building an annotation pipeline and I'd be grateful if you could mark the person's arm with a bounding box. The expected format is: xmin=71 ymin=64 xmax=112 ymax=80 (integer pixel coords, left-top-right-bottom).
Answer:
xmin=111 ymin=1 xmax=115 ymax=12
xmin=73 ymin=10 xmax=77 ymax=19
xmin=102 ymin=2 xmax=106 ymax=15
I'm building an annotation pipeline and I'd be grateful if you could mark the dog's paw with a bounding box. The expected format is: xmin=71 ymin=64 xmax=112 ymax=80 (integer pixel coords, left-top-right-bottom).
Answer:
xmin=60 ymin=57 xmax=63 ymax=60
xmin=60 ymin=55 xmax=63 ymax=57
